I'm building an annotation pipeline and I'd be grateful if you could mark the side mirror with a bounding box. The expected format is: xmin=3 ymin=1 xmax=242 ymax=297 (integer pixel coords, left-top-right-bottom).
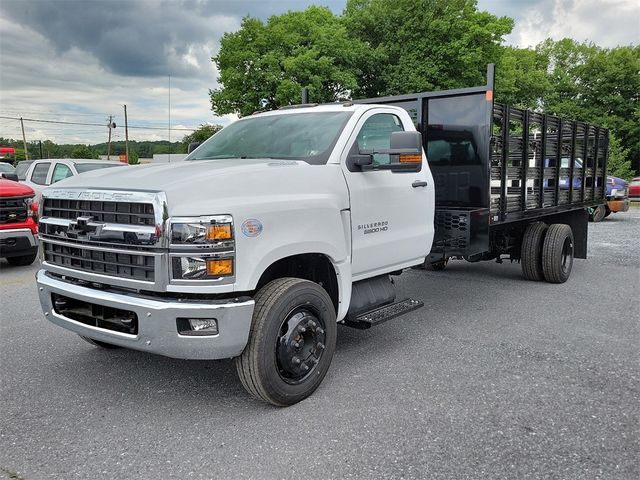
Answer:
xmin=187 ymin=142 xmax=201 ymax=154
xmin=1 ymin=172 xmax=18 ymax=182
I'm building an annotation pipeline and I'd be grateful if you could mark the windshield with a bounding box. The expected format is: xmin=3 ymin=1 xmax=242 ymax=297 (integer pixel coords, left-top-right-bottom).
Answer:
xmin=187 ymin=111 xmax=353 ymax=165
xmin=0 ymin=163 xmax=15 ymax=173
xmin=75 ymin=163 xmax=124 ymax=173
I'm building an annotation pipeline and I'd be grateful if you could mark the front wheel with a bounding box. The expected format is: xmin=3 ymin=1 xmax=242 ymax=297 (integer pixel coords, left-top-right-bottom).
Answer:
xmin=589 ymin=204 xmax=606 ymax=222
xmin=235 ymin=278 xmax=337 ymax=406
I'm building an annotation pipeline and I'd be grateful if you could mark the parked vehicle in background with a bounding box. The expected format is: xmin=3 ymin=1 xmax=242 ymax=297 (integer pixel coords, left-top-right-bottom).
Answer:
xmin=628 ymin=177 xmax=640 ymax=201
xmin=589 ymin=175 xmax=630 ymax=222
xmin=0 ymin=178 xmax=39 ymax=266
xmin=0 ymin=162 xmax=18 ymax=181
xmin=17 ymin=159 xmax=126 ymax=200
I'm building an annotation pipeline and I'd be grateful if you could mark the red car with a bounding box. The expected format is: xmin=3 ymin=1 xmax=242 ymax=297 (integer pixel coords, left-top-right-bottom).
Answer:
xmin=630 ymin=177 xmax=640 ymax=200
xmin=0 ymin=178 xmax=39 ymax=266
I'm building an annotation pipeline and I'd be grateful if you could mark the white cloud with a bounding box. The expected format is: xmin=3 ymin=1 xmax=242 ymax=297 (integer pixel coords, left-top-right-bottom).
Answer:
xmin=508 ymin=0 xmax=640 ymax=47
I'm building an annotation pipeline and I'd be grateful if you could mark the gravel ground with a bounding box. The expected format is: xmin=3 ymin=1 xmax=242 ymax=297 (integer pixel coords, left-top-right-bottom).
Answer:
xmin=1 ymin=208 xmax=638 ymax=480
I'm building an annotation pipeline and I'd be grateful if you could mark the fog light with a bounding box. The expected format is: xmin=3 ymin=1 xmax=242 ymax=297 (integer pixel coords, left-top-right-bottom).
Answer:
xmin=177 ymin=318 xmax=219 ymax=336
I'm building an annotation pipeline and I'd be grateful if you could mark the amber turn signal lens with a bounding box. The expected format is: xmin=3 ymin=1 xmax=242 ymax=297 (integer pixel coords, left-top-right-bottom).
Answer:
xmin=399 ymin=154 xmax=422 ymax=163
xmin=207 ymin=223 xmax=232 ymax=241
xmin=206 ymin=258 xmax=233 ymax=276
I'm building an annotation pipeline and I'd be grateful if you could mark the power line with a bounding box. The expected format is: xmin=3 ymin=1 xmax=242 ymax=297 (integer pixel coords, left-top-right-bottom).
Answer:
xmin=0 ymin=115 xmax=196 ymax=131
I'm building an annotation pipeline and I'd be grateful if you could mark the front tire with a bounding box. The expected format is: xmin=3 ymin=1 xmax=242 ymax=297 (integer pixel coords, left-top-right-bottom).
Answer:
xmin=236 ymin=278 xmax=337 ymax=406
xmin=542 ymin=224 xmax=574 ymax=284
xmin=589 ymin=204 xmax=606 ymax=222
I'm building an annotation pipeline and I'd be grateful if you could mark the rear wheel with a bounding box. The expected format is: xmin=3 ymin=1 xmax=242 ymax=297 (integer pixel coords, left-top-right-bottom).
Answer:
xmin=79 ymin=335 xmax=121 ymax=349
xmin=6 ymin=251 xmax=38 ymax=266
xmin=236 ymin=278 xmax=337 ymax=406
xmin=589 ymin=204 xmax=606 ymax=222
xmin=521 ymin=222 xmax=548 ymax=281
xmin=542 ymin=224 xmax=574 ymax=284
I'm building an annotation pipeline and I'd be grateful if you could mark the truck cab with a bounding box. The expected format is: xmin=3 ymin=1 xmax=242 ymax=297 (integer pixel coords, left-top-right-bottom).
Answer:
xmin=36 ymin=103 xmax=434 ymax=406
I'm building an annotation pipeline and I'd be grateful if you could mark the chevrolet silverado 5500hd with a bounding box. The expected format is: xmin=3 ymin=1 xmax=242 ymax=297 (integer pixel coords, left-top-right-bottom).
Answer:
xmin=36 ymin=66 xmax=607 ymax=405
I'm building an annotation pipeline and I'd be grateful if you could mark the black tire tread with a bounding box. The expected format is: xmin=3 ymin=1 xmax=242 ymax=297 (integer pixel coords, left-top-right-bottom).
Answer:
xmin=521 ymin=222 xmax=548 ymax=281
xmin=542 ymin=224 xmax=573 ymax=283
xmin=236 ymin=277 xmax=333 ymax=406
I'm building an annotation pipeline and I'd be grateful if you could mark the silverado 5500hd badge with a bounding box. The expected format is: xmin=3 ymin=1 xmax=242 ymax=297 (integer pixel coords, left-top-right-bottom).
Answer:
xmin=357 ymin=221 xmax=389 ymax=234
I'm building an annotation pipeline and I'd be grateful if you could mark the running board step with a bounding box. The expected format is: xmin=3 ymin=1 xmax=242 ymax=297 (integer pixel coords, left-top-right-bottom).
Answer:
xmin=342 ymin=298 xmax=424 ymax=329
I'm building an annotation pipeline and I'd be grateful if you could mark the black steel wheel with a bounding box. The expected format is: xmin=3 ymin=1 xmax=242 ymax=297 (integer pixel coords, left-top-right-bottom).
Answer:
xmin=521 ymin=222 xmax=548 ymax=281
xmin=235 ymin=278 xmax=337 ymax=406
xmin=79 ymin=335 xmax=121 ymax=349
xmin=542 ymin=224 xmax=574 ymax=284
xmin=6 ymin=251 xmax=38 ymax=266
xmin=589 ymin=204 xmax=606 ymax=222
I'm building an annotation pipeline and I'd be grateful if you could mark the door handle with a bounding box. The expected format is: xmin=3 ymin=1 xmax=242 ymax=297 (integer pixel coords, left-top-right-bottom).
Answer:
xmin=412 ymin=180 xmax=428 ymax=188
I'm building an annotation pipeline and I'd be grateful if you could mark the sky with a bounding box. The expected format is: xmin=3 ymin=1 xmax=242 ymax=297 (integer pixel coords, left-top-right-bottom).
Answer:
xmin=0 ymin=0 xmax=638 ymax=146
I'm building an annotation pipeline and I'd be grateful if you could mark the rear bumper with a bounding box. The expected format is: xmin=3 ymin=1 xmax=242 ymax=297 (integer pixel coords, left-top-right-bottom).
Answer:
xmin=607 ymin=199 xmax=630 ymax=213
xmin=36 ymin=270 xmax=255 ymax=360
xmin=0 ymin=228 xmax=38 ymax=258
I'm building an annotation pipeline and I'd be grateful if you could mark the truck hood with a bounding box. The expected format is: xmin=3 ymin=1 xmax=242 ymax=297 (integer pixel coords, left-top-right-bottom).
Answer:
xmin=0 ymin=178 xmax=35 ymax=197
xmin=43 ymin=158 xmax=349 ymax=216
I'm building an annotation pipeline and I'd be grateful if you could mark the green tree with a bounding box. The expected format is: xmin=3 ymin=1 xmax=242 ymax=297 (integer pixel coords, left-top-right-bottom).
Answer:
xmin=536 ymin=39 xmax=640 ymax=174
xmin=70 ymin=145 xmax=98 ymax=159
xmin=127 ymin=150 xmax=139 ymax=165
xmin=182 ymin=124 xmax=223 ymax=151
xmin=495 ymin=46 xmax=549 ymax=109
xmin=607 ymin=133 xmax=635 ymax=180
xmin=343 ymin=0 xmax=514 ymax=97
xmin=211 ymin=6 xmax=372 ymax=116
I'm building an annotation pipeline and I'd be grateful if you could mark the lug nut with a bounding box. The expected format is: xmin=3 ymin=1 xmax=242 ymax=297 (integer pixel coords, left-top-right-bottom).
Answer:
xmin=317 ymin=343 xmax=325 ymax=350
xmin=302 ymin=364 xmax=309 ymax=371
xmin=292 ymin=356 xmax=301 ymax=365
xmin=299 ymin=327 xmax=306 ymax=333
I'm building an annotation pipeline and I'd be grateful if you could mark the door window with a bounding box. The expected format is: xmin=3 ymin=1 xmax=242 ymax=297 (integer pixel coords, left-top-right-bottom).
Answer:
xmin=354 ymin=114 xmax=404 ymax=165
xmin=51 ymin=164 xmax=73 ymax=183
xmin=30 ymin=162 xmax=51 ymax=185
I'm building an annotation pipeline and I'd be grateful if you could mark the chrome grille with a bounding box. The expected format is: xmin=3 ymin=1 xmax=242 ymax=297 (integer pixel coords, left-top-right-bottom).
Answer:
xmin=39 ymin=189 xmax=167 ymax=289
xmin=43 ymin=242 xmax=155 ymax=281
xmin=43 ymin=198 xmax=155 ymax=226
xmin=0 ymin=196 xmax=29 ymax=224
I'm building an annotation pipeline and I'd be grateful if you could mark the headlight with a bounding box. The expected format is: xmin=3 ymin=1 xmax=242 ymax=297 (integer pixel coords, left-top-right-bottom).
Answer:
xmin=169 ymin=215 xmax=235 ymax=283
xmin=171 ymin=256 xmax=234 ymax=280
xmin=171 ymin=215 xmax=233 ymax=245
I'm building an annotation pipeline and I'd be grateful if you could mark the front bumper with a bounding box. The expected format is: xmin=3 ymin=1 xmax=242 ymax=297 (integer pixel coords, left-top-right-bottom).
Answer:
xmin=607 ymin=198 xmax=630 ymax=213
xmin=0 ymin=227 xmax=38 ymax=258
xmin=36 ymin=270 xmax=255 ymax=360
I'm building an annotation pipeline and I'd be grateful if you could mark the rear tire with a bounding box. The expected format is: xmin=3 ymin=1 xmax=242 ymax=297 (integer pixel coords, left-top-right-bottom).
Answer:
xmin=542 ymin=224 xmax=574 ymax=284
xmin=236 ymin=278 xmax=337 ymax=406
xmin=79 ymin=335 xmax=121 ymax=349
xmin=589 ymin=204 xmax=606 ymax=222
xmin=6 ymin=251 xmax=38 ymax=266
xmin=521 ymin=222 xmax=548 ymax=281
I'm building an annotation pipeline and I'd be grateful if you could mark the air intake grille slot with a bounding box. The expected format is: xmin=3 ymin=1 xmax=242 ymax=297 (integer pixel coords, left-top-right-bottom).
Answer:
xmin=43 ymin=199 xmax=155 ymax=226
xmin=44 ymin=242 xmax=154 ymax=281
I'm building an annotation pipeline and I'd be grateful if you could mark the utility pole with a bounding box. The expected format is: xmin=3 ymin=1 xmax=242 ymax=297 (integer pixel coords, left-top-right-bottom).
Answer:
xmin=39 ymin=140 xmax=43 ymax=159
xmin=20 ymin=117 xmax=28 ymax=160
xmin=124 ymin=105 xmax=129 ymax=164
xmin=168 ymin=74 xmax=171 ymax=160
xmin=107 ymin=115 xmax=113 ymax=160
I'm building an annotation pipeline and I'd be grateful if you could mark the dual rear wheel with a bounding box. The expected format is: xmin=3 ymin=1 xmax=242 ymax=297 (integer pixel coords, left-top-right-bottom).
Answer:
xmin=521 ymin=222 xmax=574 ymax=283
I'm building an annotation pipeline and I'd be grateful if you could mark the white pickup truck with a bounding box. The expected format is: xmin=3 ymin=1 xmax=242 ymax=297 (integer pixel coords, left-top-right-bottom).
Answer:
xmin=36 ymin=103 xmax=435 ymax=406
xmin=36 ymin=68 xmax=608 ymax=406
